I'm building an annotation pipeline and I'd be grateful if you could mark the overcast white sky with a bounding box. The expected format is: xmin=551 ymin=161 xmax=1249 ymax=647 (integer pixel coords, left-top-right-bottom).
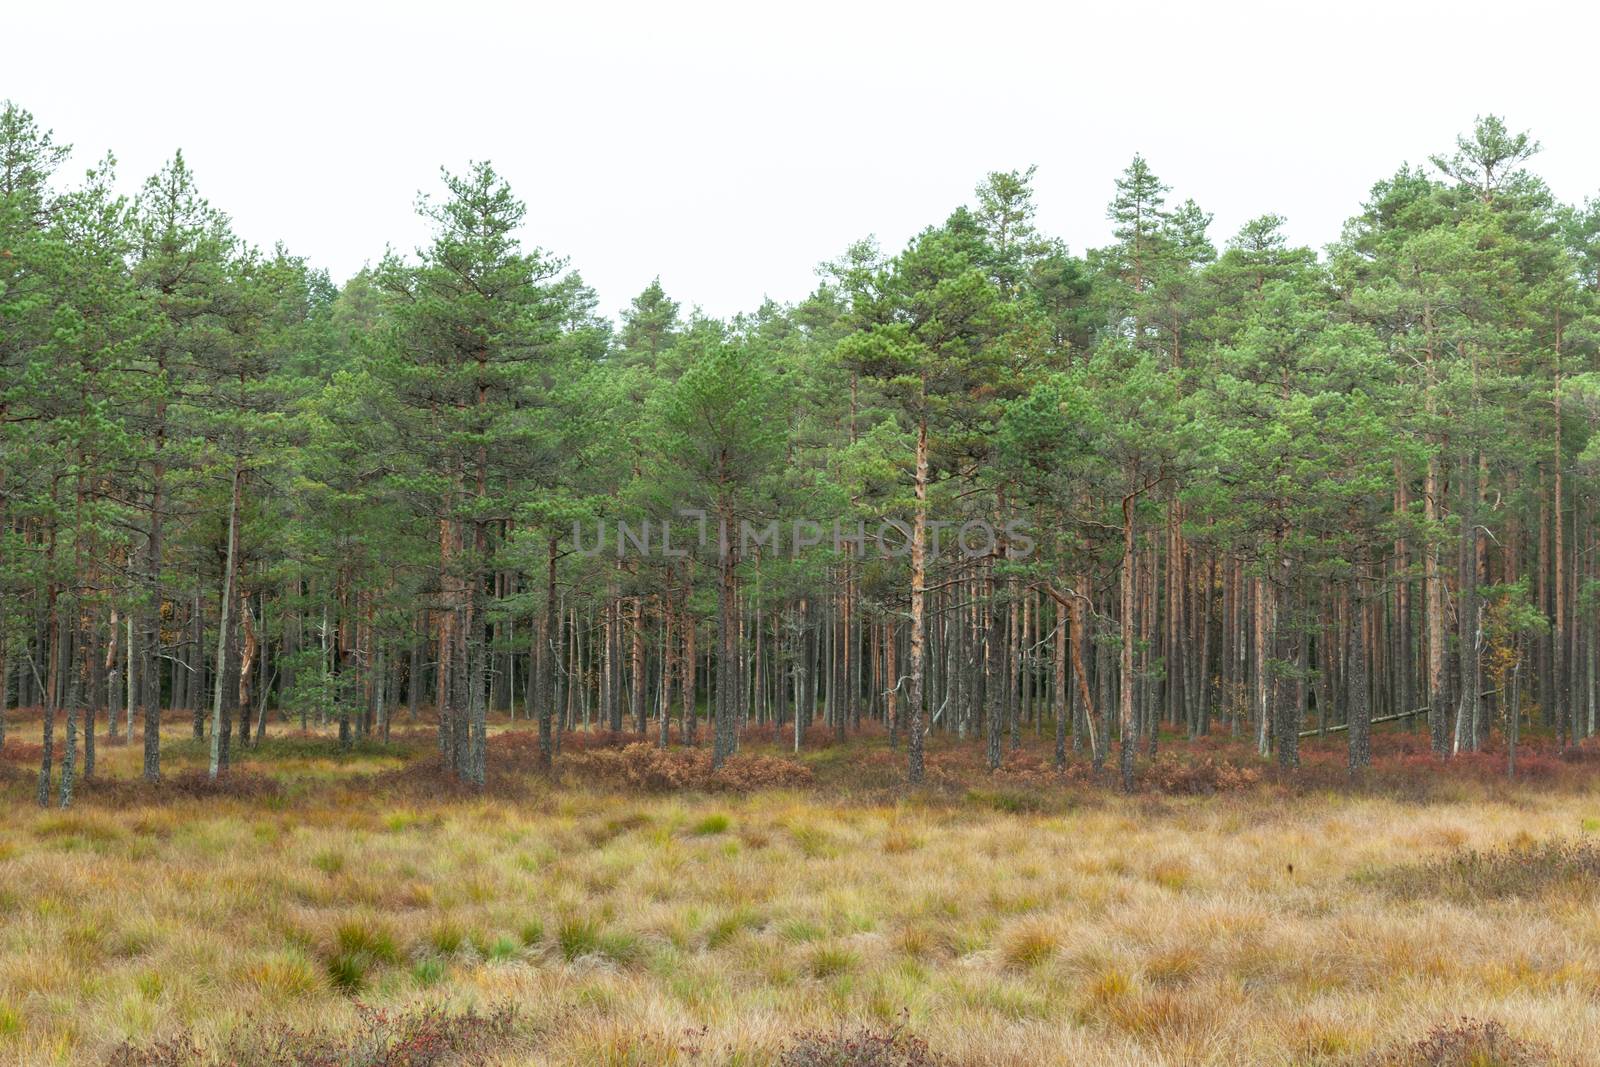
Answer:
xmin=9 ymin=1 xmax=1599 ymax=320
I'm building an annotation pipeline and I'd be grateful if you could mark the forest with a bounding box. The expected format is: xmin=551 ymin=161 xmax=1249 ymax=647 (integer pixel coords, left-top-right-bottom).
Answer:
xmin=5 ymin=104 xmax=1599 ymax=799
xmin=8 ymin=101 xmax=1600 ymax=1065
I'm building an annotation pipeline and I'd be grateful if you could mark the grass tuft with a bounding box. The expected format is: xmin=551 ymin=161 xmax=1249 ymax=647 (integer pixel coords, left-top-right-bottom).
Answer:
xmin=334 ymin=920 xmax=400 ymax=964
xmin=426 ymin=921 xmax=465 ymax=956
xmin=692 ymin=813 xmax=731 ymax=836
xmin=999 ymin=924 xmax=1059 ymax=970
xmin=807 ymin=944 xmax=859 ymax=979
xmin=325 ymin=951 xmax=368 ymax=994
xmin=556 ymin=915 xmax=602 ymax=961
xmin=246 ymin=953 xmax=321 ymax=999
xmin=411 ymin=957 xmax=446 ymax=986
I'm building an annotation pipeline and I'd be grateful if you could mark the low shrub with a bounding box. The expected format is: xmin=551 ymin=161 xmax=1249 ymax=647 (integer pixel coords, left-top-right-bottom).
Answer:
xmin=1140 ymin=753 xmax=1263 ymax=795
xmin=46 ymin=767 xmax=285 ymax=808
xmin=0 ymin=738 xmax=50 ymax=763
xmin=1373 ymin=837 xmax=1600 ymax=901
xmin=104 ymin=1002 xmax=521 ymax=1067
xmin=561 ymin=743 xmax=812 ymax=792
xmin=162 ymin=769 xmax=284 ymax=801
xmin=1365 ymin=1017 xmax=1553 ymax=1066
xmin=778 ymin=1016 xmax=941 ymax=1067
xmin=710 ymin=753 xmax=813 ymax=791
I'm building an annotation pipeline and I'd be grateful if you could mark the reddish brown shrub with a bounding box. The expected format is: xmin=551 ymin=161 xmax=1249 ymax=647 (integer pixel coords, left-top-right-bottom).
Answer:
xmin=104 ymin=1002 xmax=521 ymax=1067
xmin=778 ymin=1016 xmax=942 ymax=1067
xmin=0 ymin=738 xmax=50 ymax=763
xmin=562 ymin=742 xmax=811 ymax=792
xmin=161 ymin=769 xmax=283 ymax=800
xmin=741 ymin=722 xmax=852 ymax=750
xmin=1366 ymin=1017 xmax=1553 ymax=1066
xmin=1374 ymin=837 xmax=1600 ymax=902
xmin=709 ymin=752 xmax=814 ymax=791
xmin=58 ymin=768 xmax=284 ymax=808
xmin=1141 ymin=753 xmax=1263 ymax=795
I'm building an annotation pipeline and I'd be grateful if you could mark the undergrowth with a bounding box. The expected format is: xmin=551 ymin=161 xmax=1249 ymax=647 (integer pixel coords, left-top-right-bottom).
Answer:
xmin=1370 ymin=837 xmax=1600 ymax=901
xmin=103 ymin=1002 xmax=522 ymax=1067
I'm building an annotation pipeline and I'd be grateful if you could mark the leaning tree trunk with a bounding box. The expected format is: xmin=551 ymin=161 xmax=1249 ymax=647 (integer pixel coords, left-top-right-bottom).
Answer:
xmin=209 ymin=467 xmax=241 ymax=779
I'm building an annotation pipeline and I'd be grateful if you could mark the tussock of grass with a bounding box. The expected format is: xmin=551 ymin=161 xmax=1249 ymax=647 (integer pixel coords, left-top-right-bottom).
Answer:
xmin=334 ymin=920 xmax=400 ymax=964
xmin=1146 ymin=856 xmax=1193 ymax=891
xmin=484 ymin=934 xmax=520 ymax=962
xmin=410 ymin=957 xmax=446 ymax=986
xmin=324 ymin=919 xmax=400 ymax=993
xmin=882 ymin=825 xmax=924 ymax=854
xmin=311 ymin=848 xmax=347 ymax=876
xmin=555 ymin=915 xmax=602 ymax=961
xmin=807 ymin=943 xmax=859 ymax=979
xmin=245 ymin=953 xmax=321 ymax=999
xmin=998 ymin=923 xmax=1059 ymax=970
xmin=134 ymin=971 xmax=164 ymax=1001
xmin=704 ymin=908 xmax=760 ymax=949
xmin=1143 ymin=944 xmax=1202 ymax=986
xmin=787 ymin=823 xmax=838 ymax=859
xmin=324 ymin=951 xmax=368 ymax=994
xmin=691 ymin=813 xmax=731 ymax=836
xmin=422 ymin=921 xmax=460 ymax=953
xmin=780 ymin=918 xmax=827 ymax=944
xmin=33 ymin=812 xmax=123 ymax=844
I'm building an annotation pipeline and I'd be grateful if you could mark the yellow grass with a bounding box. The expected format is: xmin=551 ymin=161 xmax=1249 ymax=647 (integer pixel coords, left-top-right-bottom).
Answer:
xmin=2 ymin=727 xmax=1599 ymax=1065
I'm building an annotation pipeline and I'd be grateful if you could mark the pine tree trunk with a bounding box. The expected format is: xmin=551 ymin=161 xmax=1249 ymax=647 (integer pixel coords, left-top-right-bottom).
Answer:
xmin=907 ymin=415 xmax=928 ymax=784
xmin=1454 ymin=450 xmax=1481 ymax=755
xmin=58 ymin=613 xmax=80 ymax=808
xmin=1425 ymin=374 xmax=1449 ymax=757
xmin=1053 ymin=599 xmax=1067 ymax=769
xmin=713 ymin=512 xmax=738 ymax=769
xmin=538 ymin=537 xmax=557 ymax=768
xmin=1119 ymin=490 xmax=1138 ymax=791
xmin=1348 ymin=565 xmax=1371 ymax=774
xmin=142 ymin=412 xmax=166 ymax=782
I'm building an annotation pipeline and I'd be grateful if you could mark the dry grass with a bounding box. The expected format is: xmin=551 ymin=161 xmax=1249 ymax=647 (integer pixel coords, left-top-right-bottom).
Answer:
xmin=1 ymin=720 xmax=1598 ymax=1065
